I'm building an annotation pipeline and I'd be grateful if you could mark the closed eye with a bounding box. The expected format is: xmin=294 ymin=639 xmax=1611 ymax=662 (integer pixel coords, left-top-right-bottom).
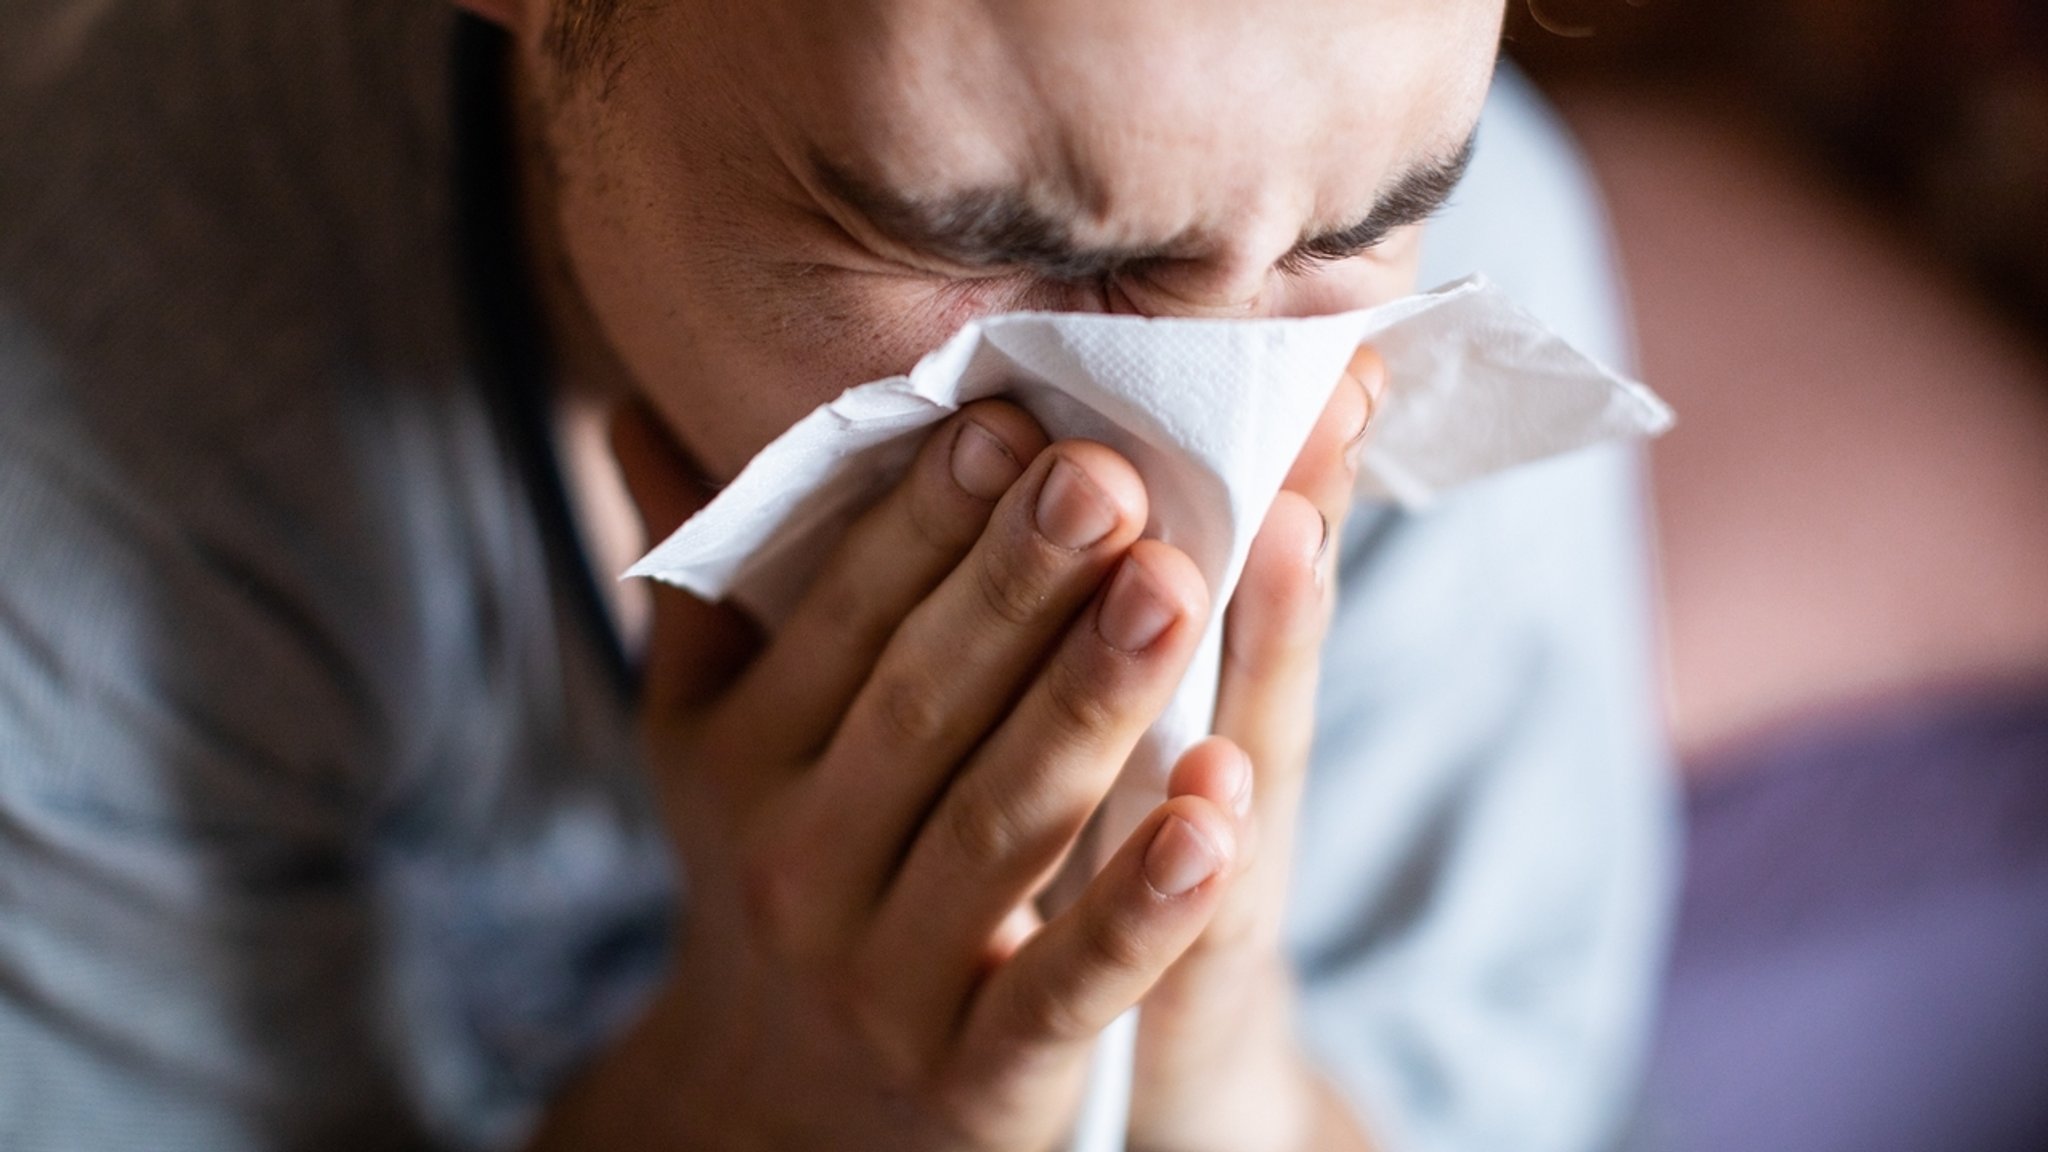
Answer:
xmin=1271 ymin=132 xmax=1475 ymax=277
xmin=1272 ymin=226 xmax=1395 ymax=276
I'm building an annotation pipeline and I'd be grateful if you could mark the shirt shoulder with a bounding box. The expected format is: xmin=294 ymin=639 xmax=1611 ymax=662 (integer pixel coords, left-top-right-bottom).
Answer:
xmin=0 ymin=0 xmax=485 ymax=800
xmin=0 ymin=12 xmax=672 ymax=1144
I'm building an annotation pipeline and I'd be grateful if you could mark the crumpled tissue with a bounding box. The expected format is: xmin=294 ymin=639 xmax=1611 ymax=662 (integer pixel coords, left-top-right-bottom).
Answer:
xmin=627 ymin=273 xmax=1670 ymax=809
xmin=623 ymin=273 xmax=1673 ymax=1152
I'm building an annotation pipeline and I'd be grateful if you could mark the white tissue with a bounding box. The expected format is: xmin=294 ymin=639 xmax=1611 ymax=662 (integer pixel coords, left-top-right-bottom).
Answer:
xmin=624 ymin=274 xmax=1671 ymax=1152
xmin=626 ymin=274 xmax=1670 ymax=807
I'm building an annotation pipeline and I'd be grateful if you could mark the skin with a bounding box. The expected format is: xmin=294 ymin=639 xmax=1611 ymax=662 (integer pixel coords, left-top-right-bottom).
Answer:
xmin=454 ymin=0 xmax=1504 ymax=1148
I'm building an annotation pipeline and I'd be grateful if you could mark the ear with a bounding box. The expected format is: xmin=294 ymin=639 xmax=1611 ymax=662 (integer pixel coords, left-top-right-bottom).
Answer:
xmin=449 ymin=0 xmax=527 ymax=31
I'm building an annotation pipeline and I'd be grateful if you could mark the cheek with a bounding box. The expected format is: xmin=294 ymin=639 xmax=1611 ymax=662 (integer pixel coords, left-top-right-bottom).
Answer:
xmin=540 ymin=108 xmax=1045 ymax=474
xmin=736 ymin=270 xmax=1049 ymax=385
xmin=563 ymin=178 xmax=1045 ymax=477
xmin=634 ymin=269 xmax=1028 ymax=477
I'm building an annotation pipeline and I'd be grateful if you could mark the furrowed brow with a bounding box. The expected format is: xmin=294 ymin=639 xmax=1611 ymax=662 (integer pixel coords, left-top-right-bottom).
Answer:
xmin=813 ymin=159 xmax=1170 ymax=282
xmin=1285 ymin=131 xmax=1478 ymax=265
xmin=814 ymin=129 xmax=1478 ymax=281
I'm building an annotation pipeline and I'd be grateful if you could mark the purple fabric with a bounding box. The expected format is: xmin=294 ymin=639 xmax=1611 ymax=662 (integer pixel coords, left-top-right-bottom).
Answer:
xmin=1635 ymin=682 xmax=2048 ymax=1152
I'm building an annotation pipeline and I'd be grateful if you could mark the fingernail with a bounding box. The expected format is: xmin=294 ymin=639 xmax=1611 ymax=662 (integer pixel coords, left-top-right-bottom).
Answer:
xmin=951 ymin=421 xmax=1022 ymax=502
xmin=1098 ymin=557 xmax=1176 ymax=653
xmin=1036 ymin=458 xmax=1118 ymax=551
xmin=1144 ymin=816 xmax=1226 ymax=897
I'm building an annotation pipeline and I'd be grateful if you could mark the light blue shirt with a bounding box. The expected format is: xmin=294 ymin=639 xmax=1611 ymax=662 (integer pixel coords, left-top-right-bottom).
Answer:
xmin=1290 ymin=65 xmax=1677 ymax=1152
xmin=0 ymin=5 xmax=1673 ymax=1149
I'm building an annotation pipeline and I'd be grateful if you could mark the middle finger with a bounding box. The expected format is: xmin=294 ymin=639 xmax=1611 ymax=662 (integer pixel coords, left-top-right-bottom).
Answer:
xmin=759 ymin=440 xmax=1148 ymax=956
xmin=855 ymin=538 xmax=1210 ymax=1064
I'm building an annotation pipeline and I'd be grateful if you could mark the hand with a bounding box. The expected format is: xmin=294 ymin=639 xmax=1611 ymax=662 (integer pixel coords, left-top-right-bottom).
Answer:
xmin=1129 ymin=348 xmax=1388 ymax=1152
xmin=531 ymin=395 xmax=1249 ymax=1151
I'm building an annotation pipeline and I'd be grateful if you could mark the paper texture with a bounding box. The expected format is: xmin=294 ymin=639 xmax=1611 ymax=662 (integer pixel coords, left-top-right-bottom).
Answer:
xmin=627 ymin=274 xmax=1670 ymax=811
xmin=624 ymin=273 xmax=1670 ymax=1152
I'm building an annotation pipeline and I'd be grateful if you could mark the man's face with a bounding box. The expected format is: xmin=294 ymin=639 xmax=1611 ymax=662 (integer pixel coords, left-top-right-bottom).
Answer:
xmin=514 ymin=0 xmax=1504 ymax=480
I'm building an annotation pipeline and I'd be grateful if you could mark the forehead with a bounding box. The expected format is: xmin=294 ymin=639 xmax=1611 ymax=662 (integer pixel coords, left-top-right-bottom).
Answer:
xmin=755 ymin=0 xmax=1503 ymax=242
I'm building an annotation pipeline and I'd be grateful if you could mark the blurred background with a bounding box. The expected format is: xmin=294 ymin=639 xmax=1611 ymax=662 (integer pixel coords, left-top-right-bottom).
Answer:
xmin=1504 ymin=3 xmax=2048 ymax=1149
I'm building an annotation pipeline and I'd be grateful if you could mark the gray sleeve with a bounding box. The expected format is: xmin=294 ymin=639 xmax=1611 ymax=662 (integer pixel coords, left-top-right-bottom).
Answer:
xmin=0 ymin=5 xmax=681 ymax=1144
xmin=1283 ymin=66 xmax=1678 ymax=1152
xmin=0 ymin=314 xmax=672 ymax=1152
xmin=0 ymin=403 xmax=423 ymax=1151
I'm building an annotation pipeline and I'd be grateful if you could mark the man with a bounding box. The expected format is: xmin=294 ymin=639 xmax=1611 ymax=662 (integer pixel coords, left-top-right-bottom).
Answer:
xmin=0 ymin=2 xmax=1671 ymax=1150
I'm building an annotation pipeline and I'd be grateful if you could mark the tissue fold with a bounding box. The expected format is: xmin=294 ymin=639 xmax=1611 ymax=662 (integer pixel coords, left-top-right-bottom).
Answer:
xmin=626 ymin=275 xmax=1671 ymax=808
xmin=624 ymin=273 xmax=1670 ymax=1152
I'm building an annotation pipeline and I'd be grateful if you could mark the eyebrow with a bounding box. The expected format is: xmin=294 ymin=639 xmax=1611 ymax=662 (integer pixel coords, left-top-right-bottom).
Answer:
xmin=813 ymin=130 xmax=1478 ymax=283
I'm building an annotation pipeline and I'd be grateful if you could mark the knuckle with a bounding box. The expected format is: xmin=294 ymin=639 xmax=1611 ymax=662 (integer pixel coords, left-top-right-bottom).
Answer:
xmin=973 ymin=540 xmax=1056 ymax=629
xmin=872 ymin=666 xmax=951 ymax=747
xmin=804 ymin=564 xmax=876 ymax=642
xmin=1042 ymin=651 xmax=1121 ymax=742
xmin=1075 ymin=901 xmax=1154 ymax=976
xmin=1003 ymin=973 xmax=1092 ymax=1045
xmin=941 ymin=786 xmax=1027 ymax=875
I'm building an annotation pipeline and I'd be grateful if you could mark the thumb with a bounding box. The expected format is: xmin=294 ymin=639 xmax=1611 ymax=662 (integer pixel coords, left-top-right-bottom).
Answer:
xmin=610 ymin=399 xmax=761 ymax=710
